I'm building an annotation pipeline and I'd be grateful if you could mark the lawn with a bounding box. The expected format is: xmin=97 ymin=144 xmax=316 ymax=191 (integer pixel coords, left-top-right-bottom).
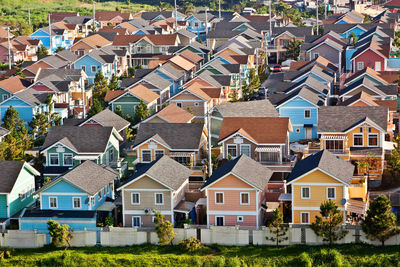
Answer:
xmin=3 ymin=244 xmax=400 ymax=266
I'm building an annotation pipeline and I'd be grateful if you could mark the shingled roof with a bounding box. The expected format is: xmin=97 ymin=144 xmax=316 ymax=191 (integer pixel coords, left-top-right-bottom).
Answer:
xmin=0 ymin=161 xmax=39 ymax=194
xmin=81 ymin=109 xmax=130 ymax=132
xmin=214 ymin=99 xmax=279 ymax=117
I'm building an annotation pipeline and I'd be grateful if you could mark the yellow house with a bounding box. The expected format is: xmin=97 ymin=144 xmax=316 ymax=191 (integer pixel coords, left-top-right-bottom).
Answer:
xmin=286 ymin=150 xmax=368 ymax=224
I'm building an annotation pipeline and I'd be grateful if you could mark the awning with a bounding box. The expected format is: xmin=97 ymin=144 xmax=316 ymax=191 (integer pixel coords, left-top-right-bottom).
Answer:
xmin=346 ymin=199 xmax=367 ymax=215
xmin=196 ymin=198 xmax=207 ymax=206
xmin=169 ymin=152 xmax=194 ymax=157
xmin=96 ymin=201 xmax=116 ymax=211
xmin=321 ymin=135 xmax=346 ymax=140
xmin=304 ymin=124 xmax=313 ymax=128
xmin=384 ymin=141 xmax=396 ymax=151
xmin=266 ymin=202 xmax=280 ymax=212
xmin=255 ymin=146 xmax=280 ymax=152
xmin=174 ymin=200 xmax=195 ymax=214
xmin=74 ymin=155 xmax=99 ymax=160
xmin=278 ymin=193 xmax=292 ymax=201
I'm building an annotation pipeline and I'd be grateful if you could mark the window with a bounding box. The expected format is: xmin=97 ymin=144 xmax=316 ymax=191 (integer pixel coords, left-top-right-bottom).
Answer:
xmin=173 ymin=156 xmax=191 ymax=165
xmin=304 ymin=109 xmax=311 ymax=119
xmin=131 ymin=193 xmax=140 ymax=205
xmin=215 ymin=216 xmax=224 ymax=226
xmin=109 ymin=148 xmax=115 ymax=162
xmin=327 ymin=187 xmax=336 ymax=199
xmin=194 ymin=22 xmax=199 ymax=27
xmin=155 ymin=193 xmax=164 ymax=205
xmin=325 ymin=140 xmax=344 ymax=152
xmin=357 ymin=61 xmax=364 ymax=71
xmin=240 ymin=192 xmax=250 ymax=205
xmin=176 ymin=102 xmax=182 ymax=108
xmin=81 ymin=66 xmax=86 ymax=72
xmin=368 ymin=134 xmax=378 ymax=147
xmin=2 ymin=94 xmax=8 ymax=101
xmin=63 ymin=153 xmax=73 ymax=166
xmin=353 ymin=134 xmax=363 ymax=146
xmin=314 ymin=53 xmax=319 ymax=59
xmin=301 ymin=212 xmax=309 ymax=224
xmin=49 ymin=197 xmax=58 ymax=208
xmin=91 ymin=65 xmax=97 ymax=73
xmin=91 ymin=197 xmax=95 ymax=206
xmin=106 ymin=184 xmax=110 ymax=194
xmin=227 ymin=144 xmax=237 ymax=158
xmin=132 ymin=216 xmax=141 ymax=227
xmin=194 ymin=102 xmax=199 ymax=107
xmin=155 ymin=150 xmax=164 ymax=160
xmin=215 ymin=192 xmax=224 ymax=204
xmin=260 ymin=151 xmax=279 ymax=163
xmin=49 ymin=153 xmax=59 ymax=166
xmin=73 ymin=197 xmax=81 ymax=209
xmin=152 ymin=216 xmax=156 ymax=223
xmin=98 ymin=190 xmax=102 ymax=200
xmin=237 ymin=216 xmax=244 ymax=223
xmin=142 ymin=150 xmax=151 ymax=162
xmin=240 ymin=144 xmax=250 ymax=157
xmin=301 ymin=187 xmax=310 ymax=199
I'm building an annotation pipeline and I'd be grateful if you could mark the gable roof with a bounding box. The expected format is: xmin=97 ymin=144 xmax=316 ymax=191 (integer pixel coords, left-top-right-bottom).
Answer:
xmin=344 ymin=67 xmax=389 ymax=86
xmin=12 ymin=88 xmax=49 ymax=106
xmin=155 ymin=104 xmax=195 ymax=123
xmin=338 ymin=91 xmax=397 ymax=111
xmin=0 ymin=161 xmax=39 ymax=194
xmin=82 ymin=109 xmax=130 ymax=132
xmin=214 ymin=99 xmax=279 ymax=117
xmin=169 ymin=55 xmax=195 ymax=71
xmin=340 ymin=77 xmax=398 ymax=97
xmin=0 ymin=75 xmax=31 ymax=94
xmin=287 ymin=150 xmax=354 ymax=185
xmin=271 ymin=87 xmax=325 ymax=107
xmin=202 ymin=155 xmax=272 ymax=191
xmin=104 ymin=90 xmax=125 ymax=102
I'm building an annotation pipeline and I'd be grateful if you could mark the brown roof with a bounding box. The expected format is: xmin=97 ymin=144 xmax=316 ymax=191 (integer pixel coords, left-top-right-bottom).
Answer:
xmin=345 ymin=67 xmax=388 ymax=86
xmin=112 ymin=34 xmax=143 ymax=46
xmin=117 ymin=22 xmax=139 ymax=33
xmin=290 ymin=61 xmax=309 ymax=70
xmin=129 ymin=84 xmax=159 ymax=103
xmin=338 ymin=91 xmax=397 ymax=111
xmin=379 ymin=71 xmax=399 ymax=84
xmin=76 ymin=34 xmax=111 ymax=48
xmin=96 ymin=11 xmax=132 ymax=21
xmin=374 ymin=99 xmax=397 ymax=111
xmin=230 ymin=55 xmax=249 ymax=64
xmin=179 ymin=49 xmax=203 ymax=63
xmin=185 ymin=83 xmax=212 ymax=101
xmin=156 ymin=104 xmax=194 ymax=123
xmin=144 ymin=34 xmax=178 ymax=46
xmin=0 ymin=75 xmax=31 ymax=93
xmin=200 ymin=88 xmax=221 ymax=98
xmin=219 ymin=117 xmax=291 ymax=144
xmin=50 ymin=12 xmax=78 ymax=22
xmin=104 ymin=90 xmax=125 ymax=102
xmin=98 ymin=27 xmax=128 ymax=35
xmin=169 ymin=55 xmax=195 ymax=71
xmin=0 ymin=27 xmax=13 ymax=39
xmin=241 ymin=14 xmax=271 ymax=22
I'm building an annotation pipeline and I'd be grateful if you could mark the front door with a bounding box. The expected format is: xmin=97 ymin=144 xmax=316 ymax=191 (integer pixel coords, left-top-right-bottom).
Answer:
xmin=216 ymin=216 xmax=224 ymax=226
xmin=375 ymin=61 xmax=381 ymax=71
xmin=305 ymin=127 xmax=312 ymax=139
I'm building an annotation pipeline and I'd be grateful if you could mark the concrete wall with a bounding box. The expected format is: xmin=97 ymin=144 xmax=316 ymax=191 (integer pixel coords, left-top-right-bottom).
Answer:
xmin=201 ymin=226 xmax=249 ymax=246
xmin=101 ymin=227 xmax=147 ymax=246
xmin=0 ymin=230 xmax=47 ymax=248
xmin=69 ymin=231 xmax=97 ymax=247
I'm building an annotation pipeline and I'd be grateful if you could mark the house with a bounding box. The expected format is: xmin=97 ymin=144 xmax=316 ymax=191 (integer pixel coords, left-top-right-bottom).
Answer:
xmin=20 ymin=160 xmax=118 ymax=231
xmin=70 ymin=34 xmax=112 ymax=56
xmin=30 ymin=26 xmax=69 ymax=51
xmin=0 ymin=36 xmax=41 ymax=64
xmin=0 ymin=161 xmax=39 ymax=230
xmin=95 ymin=11 xmax=133 ymax=28
xmin=201 ymin=154 xmax=272 ymax=228
xmin=186 ymin=13 xmax=218 ymax=40
xmin=0 ymin=75 xmax=31 ymax=102
xmin=40 ymin=126 xmax=123 ymax=177
xmin=117 ymin=155 xmax=193 ymax=227
xmin=218 ymin=117 xmax=293 ymax=173
xmin=286 ymin=150 xmax=367 ymax=224
xmin=63 ymin=16 xmax=96 ymax=38
xmin=133 ymin=104 xmax=194 ymax=129
xmin=339 ymin=77 xmax=398 ymax=101
xmin=343 ymin=67 xmax=391 ymax=87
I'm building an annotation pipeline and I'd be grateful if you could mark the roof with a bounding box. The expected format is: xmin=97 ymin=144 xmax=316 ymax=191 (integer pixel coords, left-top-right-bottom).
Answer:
xmin=104 ymin=90 xmax=125 ymax=102
xmin=13 ymin=88 xmax=48 ymax=106
xmin=214 ymin=99 xmax=279 ymax=117
xmin=0 ymin=161 xmax=37 ymax=194
xmin=0 ymin=126 xmax=10 ymax=137
xmin=338 ymin=91 xmax=397 ymax=112
xmin=219 ymin=117 xmax=291 ymax=144
xmin=340 ymin=77 xmax=398 ymax=97
xmin=344 ymin=67 xmax=389 ymax=86
xmin=133 ymin=123 xmax=204 ymax=150
xmin=42 ymin=126 xmax=120 ymax=153
xmin=144 ymin=34 xmax=178 ymax=46
xmin=119 ymin=155 xmax=191 ymax=191
xmin=287 ymin=150 xmax=354 ymax=185
xmin=155 ymin=104 xmax=195 ymax=123
xmin=271 ymin=87 xmax=325 ymax=107
xmin=129 ymin=84 xmax=159 ymax=103
xmin=318 ymin=106 xmax=388 ymax=133
xmin=83 ymin=109 xmax=130 ymax=132
xmin=75 ymin=34 xmax=111 ymax=48
xmin=112 ymin=34 xmax=143 ymax=46
xmin=202 ymin=155 xmax=272 ymax=191
xmin=0 ymin=75 xmax=30 ymax=94
xmin=169 ymin=55 xmax=195 ymax=71
xmin=95 ymin=10 xmax=132 ymax=21
xmin=179 ymin=49 xmax=203 ymax=63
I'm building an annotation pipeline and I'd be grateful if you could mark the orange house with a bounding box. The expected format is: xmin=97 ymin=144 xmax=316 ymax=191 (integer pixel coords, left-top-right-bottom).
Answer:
xmin=201 ymin=155 xmax=272 ymax=228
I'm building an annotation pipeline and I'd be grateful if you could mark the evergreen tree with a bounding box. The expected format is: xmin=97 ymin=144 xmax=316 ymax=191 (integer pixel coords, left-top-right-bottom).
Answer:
xmin=286 ymin=38 xmax=303 ymax=60
xmin=153 ymin=210 xmax=176 ymax=245
xmin=108 ymin=74 xmax=119 ymax=91
xmin=134 ymin=100 xmax=151 ymax=124
xmin=362 ymin=194 xmax=399 ymax=246
xmin=37 ymin=46 xmax=48 ymax=56
xmin=2 ymin=106 xmax=23 ymax=131
xmin=47 ymin=220 xmax=73 ymax=247
xmin=388 ymin=134 xmax=400 ymax=177
xmin=311 ymin=200 xmax=348 ymax=245
xmin=114 ymin=105 xmax=125 ymax=118
xmin=267 ymin=208 xmax=288 ymax=246
xmin=29 ymin=113 xmax=50 ymax=137
xmin=241 ymin=68 xmax=260 ymax=101
xmin=55 ymin=47 xmax=64 ymax=53
xmin=88 ymin=98 xmax=103 ymax=117
xmin=93 ymin=70 xmax=109 ymax=100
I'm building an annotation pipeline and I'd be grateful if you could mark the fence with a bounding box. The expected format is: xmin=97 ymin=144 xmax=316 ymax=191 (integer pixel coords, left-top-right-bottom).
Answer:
xmin=3 ymin=225 xmax=400 ymax=248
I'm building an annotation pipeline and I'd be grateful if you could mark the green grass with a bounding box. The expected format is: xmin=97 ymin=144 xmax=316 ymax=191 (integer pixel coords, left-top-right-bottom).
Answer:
xmin=3 ymin=244 xmax=400 ymax=266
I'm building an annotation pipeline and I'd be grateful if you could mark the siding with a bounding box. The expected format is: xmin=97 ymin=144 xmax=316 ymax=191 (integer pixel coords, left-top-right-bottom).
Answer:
xmin=9 ymin=166 xmax=36 ymax=217
xmin=0 ymin=195 xmax=7 ymax=218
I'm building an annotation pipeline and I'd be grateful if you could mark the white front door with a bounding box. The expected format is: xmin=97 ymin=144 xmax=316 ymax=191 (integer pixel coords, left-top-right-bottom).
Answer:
xmin=305 ymin=128 xmax=312 ymax=139
xmin=375 ymin=61 xmax=381 ymax=71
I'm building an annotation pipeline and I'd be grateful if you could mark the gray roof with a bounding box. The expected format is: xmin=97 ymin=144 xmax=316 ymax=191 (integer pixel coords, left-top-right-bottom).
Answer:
xmin=63 ymin=16 xmax=93 ymax=25
xmin=143 ymin=72 xmax=173 ymax=89
xmin=0 ymin=126 xmax=10 ymax=137
xmin=84 ymin=109 xmax=130 ymax=132
xmin=272 ymin=87 xmax=325 ymax=107
xmin=36 ymin=69 xmax=84 ymax=93
xmin=55 ymin=49 xmax=80 ymax=62
xmin=121 ymin=155 xmax=191 ymax=190
xmin=214 ymin=99 xmax=279 ymax=117
xmin=14 ymin=88 xmax=48 ymax=106
xmin=133 ymin=123 xmax=204 ymax=150
xmin=176 ymin=29 xmax=197 ymax=39
xmin=287 ymin=150 xmax=354 ymax=185
xmin=159 ymin=63 xmax=185 ymax=80
xmin=42 ymin=126 xmax=117 ymax=153
xmin=273 ymin=26 xmax=313 ymax=38
xmin=0 ymin=161 xmax=29 ymax=193
xmin=318 ymin=106 xmax=388 ymax=133
xmin=202 ymin=155 xmax=272 ymax=191
xmin=340 ymin=77 xmax=397 ymax=97
xmin=85 ymin=49 xmax=116 ymax=64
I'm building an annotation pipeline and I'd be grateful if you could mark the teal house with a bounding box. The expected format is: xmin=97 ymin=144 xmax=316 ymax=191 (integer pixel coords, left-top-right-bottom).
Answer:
xmin=20 ymin=160 xmax=118 ymax=231
xmin=40 ymin=126 xmax=123 ymax=177
xmin=0 ymin=161 xmax=40 ymax=230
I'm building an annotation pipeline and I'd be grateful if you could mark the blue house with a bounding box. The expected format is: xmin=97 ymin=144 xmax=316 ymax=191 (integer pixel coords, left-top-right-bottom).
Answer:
xmin=270 ymin=87 xmax=325 ymax=142
xmin=30 ymin=26 xmax=70 ymax=52
xmin=0 ymin=161 xmax=39 ymax=230
xmin=154 ymin=63 xmax=185 ymax=96
xmin=20 ymin=160 xmax=118 ymax=231
xmin=186 ymin=14 xmax=216 ymax=41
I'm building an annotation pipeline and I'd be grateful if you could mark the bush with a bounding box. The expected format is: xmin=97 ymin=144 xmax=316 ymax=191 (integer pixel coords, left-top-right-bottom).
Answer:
xmin=313 ymin=249 xmax=346 ymax=267
xmin=290 ymin=252 xmax=313 ymax=267
xmin=105 ymin=215 xmax=114 ymax=227
xmin=179 ymin=237 xmax=203 ymax=252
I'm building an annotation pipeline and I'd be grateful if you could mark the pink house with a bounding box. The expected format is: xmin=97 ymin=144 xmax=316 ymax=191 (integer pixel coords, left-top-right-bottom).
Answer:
xmin=201 ymin=155 xmax=272 ymax=228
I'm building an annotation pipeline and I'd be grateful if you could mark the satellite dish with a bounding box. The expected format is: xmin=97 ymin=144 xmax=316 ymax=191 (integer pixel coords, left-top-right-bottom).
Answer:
xmin=341 ymin=199 xmax=346 ymax=205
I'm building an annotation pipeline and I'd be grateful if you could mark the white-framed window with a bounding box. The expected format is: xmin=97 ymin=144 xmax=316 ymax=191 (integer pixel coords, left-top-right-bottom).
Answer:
xmin=63 ymin=153 xmax=73 ymax=166
xmin=353 ymin=133 xmax=363 ymax=147
xmin=109 ymin=148 xmax=115 ymax=162
xmin=176 ymin=102 xmax=182 ymax=108
xmin=194 ymin=102 xmax=199 ymax=107
xmin=368 ymin=133 xmax=378 ymax=147
xmin=81 ymin=65 xmax=86 ymax=72
xmin=240 ymin=144 xmax=250 ymax=157
xmin=155 ymin=150 xmax=164 ymax=160
xmin=141 ymin=150 xmax=152 ymax=162
xmin=91 ymin=197 xmax=95 ymax=206
xmin=155 ymin=193 xmax=164 ymax=205
xmin=91 ymin=65 xmax=97 ymax=73
xmin=131 ymin=192 xmax=140 ymax=205
xmin=357 ymin=61 xmax=364 ymax=71
xmin=2 ymin=94 xmax=8 ymax=101
xmin=49 ymin=197 xmax=58 ymax=209
xmin=72 ymin=197 xmax=81 ymax=209
xmin=304 ymin=109 xmax=311 ymax=119
xmin=301 ymin=212 xmax=309 ymax=224
xmin=98 ymin=190 xmax=102 ymax=200
xmin=152 ymin=216 xmax=156 ymax=223
xmin=49 ymin=153 xmax=59 ymax=166
xmin=327 ymin=187 xmax=336 ymax=199
xmin=215 ymin=216 xmax=224 ymax=226
xmin=132 ymin=216 xmax=141 ymax=227
xmin=227 ymin=144 xmax=237 ymax=158
xmin=215 ymin=192 xmax=224 ymax=204
xmin=240 ymin=192 xmax=250 ymax=205
xmin=237 ymin=216 xmax=244 ymax=223
xmin=314 ymin=53 xmax=319 ymax=59
xmin=301 ymin=187 xmax=310 ymax=199
xmin=106 ymin=184 xmax=110 ymax=194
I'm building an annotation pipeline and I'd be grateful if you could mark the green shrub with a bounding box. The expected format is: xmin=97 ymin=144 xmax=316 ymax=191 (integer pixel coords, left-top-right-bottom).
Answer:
xmin=179 ymin=237 xmax=203 ymax=252
xmin=105 ymin=215 xmax=114 ymax=227
xmin=290 ymin=252 xmax=313 ymax=267
xmin=313 ymin=249 xmax=347 ymax=267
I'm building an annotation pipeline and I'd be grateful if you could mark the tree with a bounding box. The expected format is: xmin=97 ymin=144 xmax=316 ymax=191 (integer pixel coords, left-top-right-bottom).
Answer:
xmin=88 ymin=98 xmax=103 ymax=117
xmin=349 ymin=32 xmax=358 ymax=46
xmin=47 ymin=220 xmax=73 ymax=247
xmin=363 ymin=14 xmax=371 ymax=23
xmin=356 ymin=153 xmax=378 ymax=184
xmin=134 ymin=100 xmax=151 ymax=124
xmin=362 ymin=194 xmax=399 ymax=246
xmin=108 ymin=74 xmax=119 ymax=91
xmin=153 ymin=210 xmax=176 ymax=245
xmin=266 ymin=208 xmax=288 ymax=246
xmin=160 ymin=1 xmax=173 ymax=10
xmin=55 ymin=47 xmax=64 ymax=53
xmin=183 ymin=2 xmax=195 ymax=15
xmin=241 ymin=68 xmax=260 ymax=101
xmin=388 ymin=134 xmax=400 ymax=177
xmin=114 ymin=105 xmax=125 ymax=118
xmin=29 ymin=113 xmax=50 ymax=137
xmin=93 ymin=70 xmax=109 ymax=100
xmin=19 ymin=23 xmax=33 ymax=36
xmin=2 ymin=106 xmax=23 ymax=131
xmin=43 ymin=177 xmax=51 ymax=186
xmin=37 ymin=46 xmax=48 ymax=56
xmin=311 ymin=200 xmax=348 ymax=245
xmin=286 ymin=38 xmax=303 ymax=60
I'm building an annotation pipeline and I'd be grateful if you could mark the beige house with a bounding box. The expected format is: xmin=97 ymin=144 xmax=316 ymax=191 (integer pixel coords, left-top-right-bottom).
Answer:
xmin=117 ymin=155 xmax=193 ymax=227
